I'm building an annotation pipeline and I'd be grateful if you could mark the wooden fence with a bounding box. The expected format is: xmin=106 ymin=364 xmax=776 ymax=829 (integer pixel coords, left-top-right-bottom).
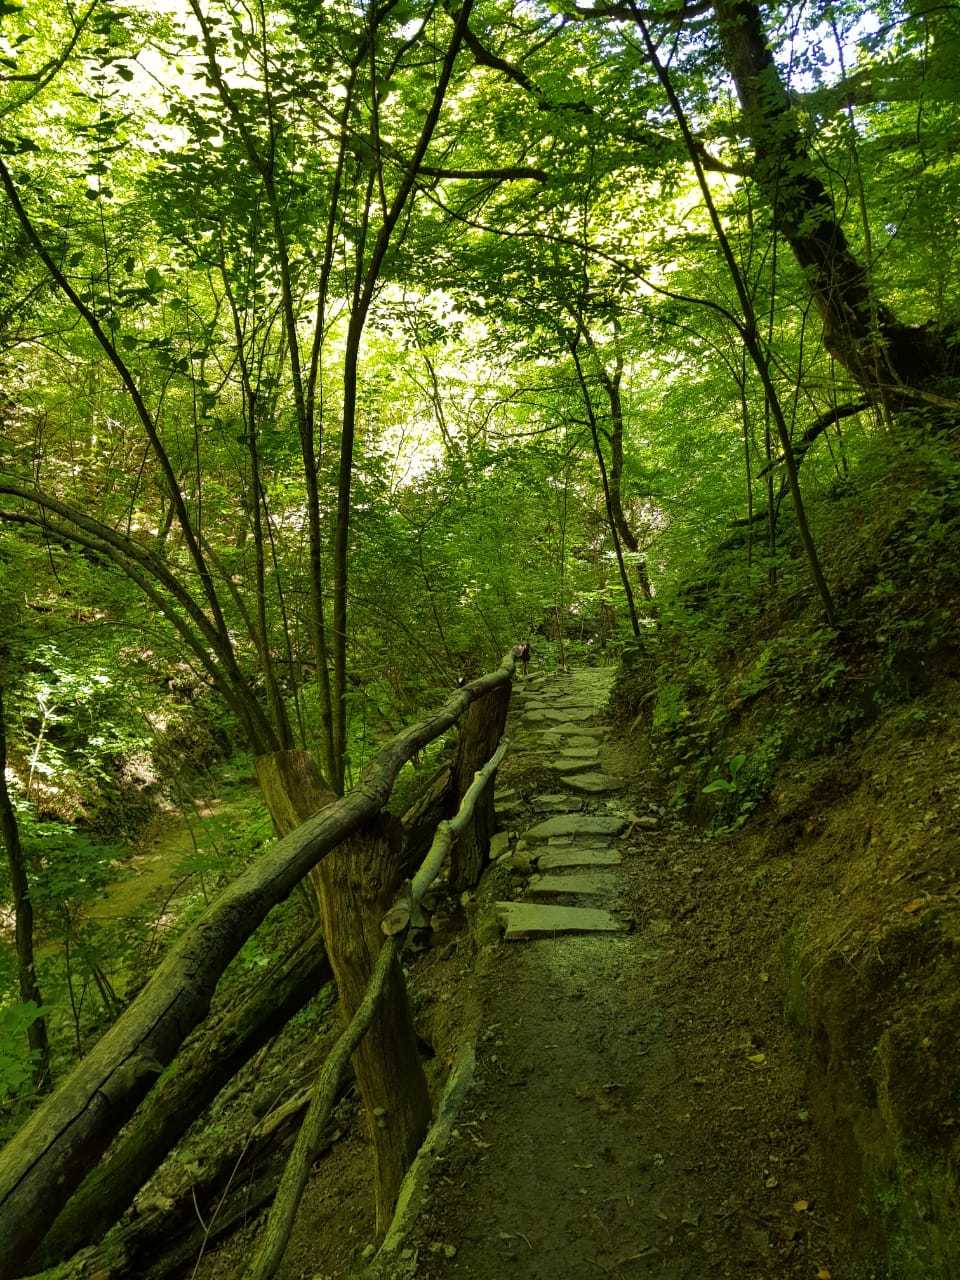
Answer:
xmin=0 ymin=652 xmax=516 ymax=1280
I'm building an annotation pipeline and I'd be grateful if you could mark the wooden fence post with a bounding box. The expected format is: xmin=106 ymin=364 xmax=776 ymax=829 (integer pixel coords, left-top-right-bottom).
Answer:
xmin=314 ymin=814 xmax=431 ymax=1234
xmin=448 ymin=682 xmax=511 ymax=891
xmin=256 ymin=750 xmax=429 ymax=1229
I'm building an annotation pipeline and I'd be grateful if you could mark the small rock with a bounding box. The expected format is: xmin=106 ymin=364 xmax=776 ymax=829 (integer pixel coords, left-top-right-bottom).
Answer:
xmin=490 ymin=831 xmax=511 ymax=859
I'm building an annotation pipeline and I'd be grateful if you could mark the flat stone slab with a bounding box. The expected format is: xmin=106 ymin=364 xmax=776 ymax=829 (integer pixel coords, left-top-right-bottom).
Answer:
xmin=560 ymin=772 xmax=626 ymax=794
xmin=547 ymin=756 xmax=599 ymax=775
xmin=496 ymin=800 xmax=524 ymax=819
xmin=522 ymin=815 xmax=628 ymax=842
xmin=533 ymin=793 xmax=584 ymax=813
xmin=490 ymin=831 xmax=511 ymax=860
xmin=524 ymin=708 xmax=596 ymax=724
xmin=538 ymin=848 xmax=622 ymax=870
xmin=496 ymin=901 xmax=628 ymax=940
xmin=540 ymin=722 xmax=603 ymax=738
xmin=526 ymin=871 xmax=619 ymax=899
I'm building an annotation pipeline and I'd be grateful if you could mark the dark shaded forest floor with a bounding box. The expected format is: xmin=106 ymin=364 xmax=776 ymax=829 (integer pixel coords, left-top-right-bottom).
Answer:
xmin=199 ymin=664 xmax=856 ymax=1280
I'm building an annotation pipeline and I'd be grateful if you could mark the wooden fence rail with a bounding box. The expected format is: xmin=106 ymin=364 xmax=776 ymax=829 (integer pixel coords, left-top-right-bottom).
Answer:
xmin=1 ymin=653 xmax=516 ymax=1279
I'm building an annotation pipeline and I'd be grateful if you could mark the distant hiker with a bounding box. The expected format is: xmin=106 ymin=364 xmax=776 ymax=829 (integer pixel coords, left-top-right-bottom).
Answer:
xmin=513 ymin=641 xmax=531 ymax=675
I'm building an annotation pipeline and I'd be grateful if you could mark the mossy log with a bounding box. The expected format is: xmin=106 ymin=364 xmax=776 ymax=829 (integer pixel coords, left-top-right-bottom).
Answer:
xmin=32 ymin=929 xmax=331 ymax=1270
xmin=0 ymin=654 xmax=515 ymax=1278
xmin=20 ymin=1077 xmax=350 ymax=1280
xmin=243 ymin=739 xmax=509 ymax=1280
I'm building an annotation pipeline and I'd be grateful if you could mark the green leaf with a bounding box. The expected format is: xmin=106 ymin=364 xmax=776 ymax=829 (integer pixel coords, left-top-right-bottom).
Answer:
xmin=144 ymin=267 xmax=164 ymax=293
xmin=702 ymin=778 xmax=734 ymax=795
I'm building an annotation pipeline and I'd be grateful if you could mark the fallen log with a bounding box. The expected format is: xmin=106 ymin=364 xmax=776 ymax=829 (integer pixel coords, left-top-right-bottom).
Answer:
xmin=19 ymin=1079 xmax=351 ymax=1280
xmin=0 ymin=653 xmax=515 ymax=1277
xmin=32 ymin=929 xmax=332 ymax=1270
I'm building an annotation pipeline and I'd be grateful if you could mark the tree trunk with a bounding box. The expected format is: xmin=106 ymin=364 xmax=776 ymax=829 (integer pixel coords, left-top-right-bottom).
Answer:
xmin=255 ymin=748 xmax=338 ymax=913
xmin=448 ymin=685 xmax=510 ymax=891
xmin=314 ymin=815 xmax=431 ymax=1233
xmin=711 ymin=0 xmax=954 ymax=393
xmin=32 ymin=930 xmax=331 ymax=1270
xmin=0 ymin=685 xmax=49 ymax=1094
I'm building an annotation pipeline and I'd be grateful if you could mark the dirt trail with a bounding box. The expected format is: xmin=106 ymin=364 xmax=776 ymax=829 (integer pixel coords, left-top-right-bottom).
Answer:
xmin=387 ymin=666 xmax=840 ymax=1280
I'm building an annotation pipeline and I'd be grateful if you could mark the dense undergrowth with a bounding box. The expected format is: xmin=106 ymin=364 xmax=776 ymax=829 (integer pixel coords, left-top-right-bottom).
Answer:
xmin=614 ymin=421 xmax=960 ymax=829
xmin=611 ymin=417 xmax=960 ymax=1276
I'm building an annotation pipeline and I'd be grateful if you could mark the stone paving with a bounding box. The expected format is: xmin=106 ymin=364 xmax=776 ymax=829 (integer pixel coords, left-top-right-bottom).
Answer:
xmin=493 ymin=666 xmax=634 ymax=941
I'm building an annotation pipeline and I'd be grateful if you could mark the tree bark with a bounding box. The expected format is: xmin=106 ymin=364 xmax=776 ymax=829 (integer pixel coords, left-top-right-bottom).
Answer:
xmin=448 ymin=684 xmax=510 ymax=891
xmin=314 ymin=816 xmax=431 ymax=1234
xmin=255 ymin=748 xmax=339 ymax=913
xmin=0 ymin=685 xmax=49 ymax=1094
xmin=711 ymin=0 xmax=954 ymax=393
xmin=32 ymin=930 xmax=331 ymax=1270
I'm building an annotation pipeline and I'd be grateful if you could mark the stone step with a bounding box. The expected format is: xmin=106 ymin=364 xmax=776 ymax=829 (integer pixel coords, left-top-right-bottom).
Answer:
xmin=496 ymin=901 xmax=628 ymax=941
xmin=522 ymin=814 xmax=628 ymax=842
xmin=522 ymin=707 xmax=597 ymax=724
xmin=532 ymin=794 xmax=585 ymax=813
xmin=547 ymin=755 xmax=600 ymax=775
xmin=525 ymin=871 xmax=619 ymax=900
xmin=538 ymin=848 xmax=622 ymax=870
xmin=560 ymin=772 xmax=626 ymax=794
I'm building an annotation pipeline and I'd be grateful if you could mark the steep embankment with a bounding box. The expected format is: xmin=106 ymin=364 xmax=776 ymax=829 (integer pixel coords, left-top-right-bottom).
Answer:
xmin=613 ymin=430 xmax=960 ymax=1277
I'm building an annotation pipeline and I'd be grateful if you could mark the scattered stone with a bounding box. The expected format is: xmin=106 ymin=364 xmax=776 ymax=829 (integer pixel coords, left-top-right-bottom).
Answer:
xmin=496 ymin=901 xmax=627 ymax=940
xmin=525 ymin=871 xmax=619 ymax=900
xmin=538 ymin=848 xmax=622 ymax=870
xmin=522 ymin=814 xmax=628 ymax=841
xmin=497 ymin=799 xmax=523 ymax=819
xmin=496 ymin=787 xmax=517 ymax=801
xmin=634 ymin=815 xmax=660 ymax=829
xmin=509 ymin=849 xmax=535 ymax=874
xmin=560 ymin=772 xmax=626 ymax=794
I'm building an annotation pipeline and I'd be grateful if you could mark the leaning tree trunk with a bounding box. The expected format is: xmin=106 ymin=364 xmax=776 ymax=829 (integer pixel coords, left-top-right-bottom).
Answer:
xmin=32 ymin=930 xmax=332 ymax=1270
xmin=0 ymin=686 xmax=49 ymax=1093
xmin=711 ymin=0 xmax=954 ymax=393
xmin=448 ymin=684 xmax=511 ymax=891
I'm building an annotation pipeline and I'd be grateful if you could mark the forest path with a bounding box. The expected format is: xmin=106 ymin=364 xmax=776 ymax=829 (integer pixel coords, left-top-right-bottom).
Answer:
xmin=384 ymin=664 xmax=833 ymax=1280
